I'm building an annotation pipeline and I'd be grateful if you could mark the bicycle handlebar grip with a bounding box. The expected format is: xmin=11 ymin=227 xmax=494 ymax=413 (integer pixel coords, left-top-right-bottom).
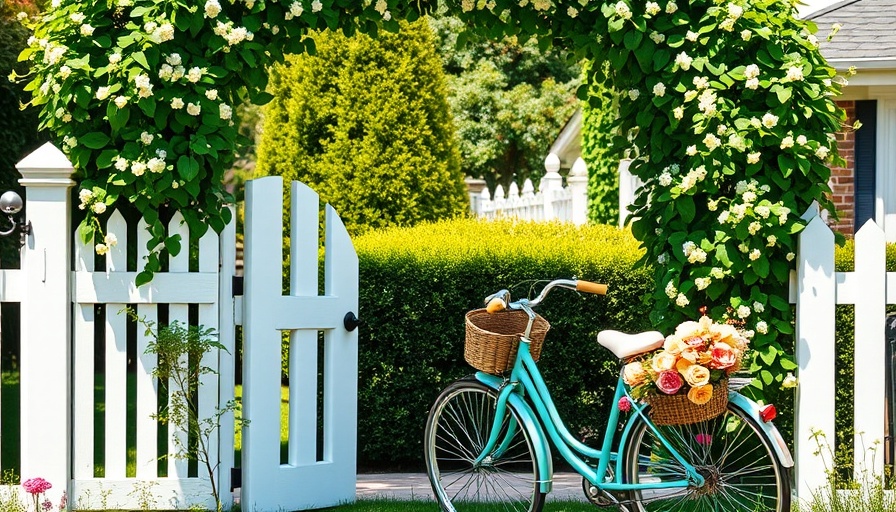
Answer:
xmin=486 ymin=297 xmax=507 ymax=313
xmin=576 ymin=280 xmax=608 ymax=295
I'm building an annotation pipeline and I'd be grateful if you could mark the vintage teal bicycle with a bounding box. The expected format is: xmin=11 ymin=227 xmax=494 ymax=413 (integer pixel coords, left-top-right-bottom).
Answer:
xmin=424 ymin=278 xmax=793 ymax=512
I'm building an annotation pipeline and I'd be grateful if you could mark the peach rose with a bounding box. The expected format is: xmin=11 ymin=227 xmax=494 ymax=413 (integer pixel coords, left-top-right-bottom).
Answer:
xmin=675 ymin=357 xmax=693 ymax=374
xmin=687 ymin=384 xmax=714 ymax=405
xmin=674 ymin=320 xmax=701 ymax=338
xmin=682 ymin=364 xmax=710 ymax=387
xmin=710 ymin=342 xmax=737 ymax=369
xmin=651 ymin=351 xmax=678 ymax=373
xmin=663 ymin=335 xmax=688 ymax=355
xmin=623 ymin=361 xmax=648 ymax=386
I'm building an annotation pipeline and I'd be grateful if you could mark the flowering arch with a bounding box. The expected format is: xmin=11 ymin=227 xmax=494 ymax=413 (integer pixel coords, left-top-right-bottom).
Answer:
xmin=18 ymin=0 xmax=843 ymax=393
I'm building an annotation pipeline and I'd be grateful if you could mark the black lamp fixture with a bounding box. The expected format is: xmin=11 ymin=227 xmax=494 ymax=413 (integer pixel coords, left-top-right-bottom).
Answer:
xmin=0 ymin=191 xmax=32 ymax=247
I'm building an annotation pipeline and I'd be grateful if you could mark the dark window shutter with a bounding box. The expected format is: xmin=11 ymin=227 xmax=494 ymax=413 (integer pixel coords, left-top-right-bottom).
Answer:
xmin=855 ymin=100 xmax=877 ymax=231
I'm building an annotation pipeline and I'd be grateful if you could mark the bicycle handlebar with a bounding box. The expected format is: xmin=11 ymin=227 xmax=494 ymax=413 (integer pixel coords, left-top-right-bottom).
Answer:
xmin=484 ymin=278 xmax=607 ymax=313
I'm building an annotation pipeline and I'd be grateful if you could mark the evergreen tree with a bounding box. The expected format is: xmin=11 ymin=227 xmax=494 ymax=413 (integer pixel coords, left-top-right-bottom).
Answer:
xmin=256 ymin=19 xmax=468 ymax=236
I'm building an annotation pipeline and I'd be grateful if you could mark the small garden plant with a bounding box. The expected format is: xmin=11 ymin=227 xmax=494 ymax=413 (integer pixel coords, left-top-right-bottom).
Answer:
xmin=126 ymin=308 xmax=244 ymax=512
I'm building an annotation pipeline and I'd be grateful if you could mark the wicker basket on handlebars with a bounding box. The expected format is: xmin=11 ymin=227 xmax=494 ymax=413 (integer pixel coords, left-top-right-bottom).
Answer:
xmin=464 ymin=309 xmax=550 ymax=374
xmin=645 ymin=379 xmax=729 ymax=426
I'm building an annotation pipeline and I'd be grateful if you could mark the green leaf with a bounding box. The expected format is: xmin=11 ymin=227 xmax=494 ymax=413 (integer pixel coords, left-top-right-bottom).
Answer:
xmin=760 ymin=370 xmax=774 ymax=385
xmin=165 ymin=234 xmax=182 ymax=256
xmin=136 ymin=270 xmax=154 ymax=288
xmin=624 ymin=30 xmax=643 ymax=50
xmin=769 ymin=294 xmax=790 ymax=312
xmin=80 ymin=132 xmax=111 ymax=149
xmin=760 ymin=345 xmax=778 ymax=365
xmin=79 ymin=222 xmax=95 ymax=244
xmin=780 ymin=358 xmax=798 ymax=370
xmin=132 ymin=51 xmax=149 ymax=70
xmin=753 ymin=256 xmax=770 ymax=278
xmin=677 ymin=195 xmax=696 ymax=222
xmin=97 ymin=149 xmax=118 ymax=169
xmin=177 ymin=155 xmax=200 ymax=181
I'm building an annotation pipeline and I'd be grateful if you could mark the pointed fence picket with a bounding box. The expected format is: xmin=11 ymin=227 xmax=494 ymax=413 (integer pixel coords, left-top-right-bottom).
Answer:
xmin=792 ymin=212 xmax=896 ymax=499
xmin=473 ymin=153 xmax=588 ymax=224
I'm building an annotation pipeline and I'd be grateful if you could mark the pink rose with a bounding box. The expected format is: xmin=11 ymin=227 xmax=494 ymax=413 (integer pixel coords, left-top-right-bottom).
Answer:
xmin=696 ymin=433 xmax=712 ymax=446
xmin=710 ymin=342 xmax=737 ymax=369
xmin=618 ymin=396 xmax=632 ymax=412
xmin=656 ymin=370 xmax=683 ymax=395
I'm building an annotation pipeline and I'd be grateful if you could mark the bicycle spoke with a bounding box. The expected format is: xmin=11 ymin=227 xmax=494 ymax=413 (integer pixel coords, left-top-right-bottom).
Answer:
xmin=622 ymin=403 xmax=788 ymax=512
xmin=425 ymin=382 xmax=542 ymax=512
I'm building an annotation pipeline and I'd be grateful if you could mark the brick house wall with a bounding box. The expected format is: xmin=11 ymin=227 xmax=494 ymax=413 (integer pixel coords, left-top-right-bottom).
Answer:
xmin=829 ymin=100 xmax=856 ymax=235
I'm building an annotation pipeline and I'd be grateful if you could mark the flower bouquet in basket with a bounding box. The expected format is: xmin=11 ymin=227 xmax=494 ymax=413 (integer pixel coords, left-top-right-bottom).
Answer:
xmin=622 ymin=316 xmax=750 ymax=425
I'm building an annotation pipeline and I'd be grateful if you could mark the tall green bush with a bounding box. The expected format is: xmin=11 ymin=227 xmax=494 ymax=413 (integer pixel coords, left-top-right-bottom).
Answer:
xmin=355 ymin=218 xmax=653 ymax=468
xmin=581 ymin=68 xmax=618 ymax=226
xmin=256 ymin=19 xmax=467 ymax=237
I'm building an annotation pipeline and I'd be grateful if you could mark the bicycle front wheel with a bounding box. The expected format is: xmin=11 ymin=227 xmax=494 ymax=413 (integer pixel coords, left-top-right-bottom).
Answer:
xmin=424 ymin=379 xmax=545 ymax=512
xmin=621 ymin=402 xmax=790 ymax=512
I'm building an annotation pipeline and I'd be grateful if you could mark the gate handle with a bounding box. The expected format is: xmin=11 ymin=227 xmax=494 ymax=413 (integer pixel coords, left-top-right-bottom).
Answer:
xmin=344 ymin=311 xmax=362 ymax=332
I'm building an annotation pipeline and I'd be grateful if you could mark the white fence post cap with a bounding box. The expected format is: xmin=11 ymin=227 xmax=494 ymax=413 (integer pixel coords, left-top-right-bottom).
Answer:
xmin=16 ymin=142 xmax=76 ymax=185
xmin=544 ymin=153 xmax=561 ymax=174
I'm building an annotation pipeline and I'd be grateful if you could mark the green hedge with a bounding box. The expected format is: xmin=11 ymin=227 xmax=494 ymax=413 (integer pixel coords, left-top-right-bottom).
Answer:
xmin=354 ymin=218 xmax=653 ymax=468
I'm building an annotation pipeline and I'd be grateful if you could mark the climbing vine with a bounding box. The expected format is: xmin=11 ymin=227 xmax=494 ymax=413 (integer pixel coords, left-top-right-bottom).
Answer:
xmin=16 ymin=0 xmax=845 ymax=394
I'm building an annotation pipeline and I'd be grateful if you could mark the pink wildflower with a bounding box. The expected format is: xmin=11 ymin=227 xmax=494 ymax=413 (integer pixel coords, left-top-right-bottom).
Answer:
xmin=22 ymin=478 xmax=52 ymax=495
xmin=618 ymin=396 xmax=632 ymax=412
xmin=42 ymin=500 xmax=52 ymax=511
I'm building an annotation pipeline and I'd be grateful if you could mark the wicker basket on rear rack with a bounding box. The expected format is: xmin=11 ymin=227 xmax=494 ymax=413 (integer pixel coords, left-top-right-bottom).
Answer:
xmin=645 ymin=379 xmax=729 ymax=425
xmin=464 ymin=309 xmax=550 ymax=375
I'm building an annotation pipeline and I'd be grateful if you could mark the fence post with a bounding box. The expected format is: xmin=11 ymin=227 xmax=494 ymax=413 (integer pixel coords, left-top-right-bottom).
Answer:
xmin=541 ymin=153 xmax=563 ymax=221
xmin=15 ymin=142 xmax=76 ymax=506
xmin=568 ymin=157 xmax=588 ymax=225
xmin=794 ymin=212 xmax=836 ymax=500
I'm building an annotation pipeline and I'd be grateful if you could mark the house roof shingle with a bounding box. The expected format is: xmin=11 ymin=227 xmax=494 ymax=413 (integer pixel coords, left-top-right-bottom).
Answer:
xmin=807 ymin=0 xmax=896 ymax=63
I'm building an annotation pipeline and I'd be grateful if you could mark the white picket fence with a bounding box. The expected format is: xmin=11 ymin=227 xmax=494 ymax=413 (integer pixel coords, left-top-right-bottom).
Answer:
xmin=792 ymin=207 xmax=896 ymax=498
xmin=0 ymin=143 xmax=358 ymax=512
xmin=472 ymin=153 xmax=589 ymax=225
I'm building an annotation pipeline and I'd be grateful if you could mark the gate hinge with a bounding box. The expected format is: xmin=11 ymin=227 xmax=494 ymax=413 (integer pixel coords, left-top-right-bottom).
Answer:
xmin=232 ymin=275 xmax=244 ymax=297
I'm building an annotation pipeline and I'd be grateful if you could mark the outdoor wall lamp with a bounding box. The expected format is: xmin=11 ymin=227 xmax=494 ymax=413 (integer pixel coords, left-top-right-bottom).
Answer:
xmin=0 ymin=191 xmax=32 ymax=247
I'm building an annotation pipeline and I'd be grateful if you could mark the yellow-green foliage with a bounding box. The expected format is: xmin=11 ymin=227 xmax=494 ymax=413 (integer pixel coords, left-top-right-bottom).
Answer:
xmin=354 ymin=218 xmax=654 ymax=467
xmin=256 ymin=18 xmax=468 ymax=237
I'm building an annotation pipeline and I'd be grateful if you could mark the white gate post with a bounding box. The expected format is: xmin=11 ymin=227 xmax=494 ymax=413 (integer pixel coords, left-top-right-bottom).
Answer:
xmin=794 ymin=212 xmax=836 ymax=500
xmin=568 ymin=157 xmax=589 ymax=225
xmin=541 ymin=153 xmax=563 ymax=221
xmin=15 ymin=143 xmax=76 ymax=505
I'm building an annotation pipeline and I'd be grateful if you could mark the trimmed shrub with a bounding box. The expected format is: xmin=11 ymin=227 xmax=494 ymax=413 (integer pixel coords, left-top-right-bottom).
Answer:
xmin=256 ymin=18 xmax=468 ymax=237
xmin=355 ymin=218 xmax=653 ymax=468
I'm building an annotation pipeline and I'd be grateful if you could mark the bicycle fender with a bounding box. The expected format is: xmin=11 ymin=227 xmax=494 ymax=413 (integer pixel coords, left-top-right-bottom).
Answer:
xmin=475 ymin=372 xmax=555 ymax=493
xmin=729 ymin=392 xmax=794 ymax=467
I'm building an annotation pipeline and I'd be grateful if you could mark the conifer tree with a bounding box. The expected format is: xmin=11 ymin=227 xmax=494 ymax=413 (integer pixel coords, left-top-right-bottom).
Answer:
xmin=256 ymin=19 xmax=468 ymax=236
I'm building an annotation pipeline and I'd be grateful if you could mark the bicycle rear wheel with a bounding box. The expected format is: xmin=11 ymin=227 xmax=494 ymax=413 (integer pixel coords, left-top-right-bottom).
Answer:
xmin=424 ymin=379 xmax=545 ymax=512
xmin=621 ymin=402 xmax=790 ymax=512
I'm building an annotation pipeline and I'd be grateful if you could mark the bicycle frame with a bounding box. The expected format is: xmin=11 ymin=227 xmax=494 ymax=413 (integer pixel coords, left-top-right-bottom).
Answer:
xmin=473 ymin=331 xmax=707 ymax=496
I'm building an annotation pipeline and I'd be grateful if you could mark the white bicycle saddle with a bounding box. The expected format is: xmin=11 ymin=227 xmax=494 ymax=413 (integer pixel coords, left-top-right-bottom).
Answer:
xmin=597 ymin=330 xmax=665 ymax=359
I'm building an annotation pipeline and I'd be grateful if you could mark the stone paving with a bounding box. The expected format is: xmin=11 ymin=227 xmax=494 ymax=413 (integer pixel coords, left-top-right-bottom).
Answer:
xmin=356 ymin=472 xmax=588 ymax=502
